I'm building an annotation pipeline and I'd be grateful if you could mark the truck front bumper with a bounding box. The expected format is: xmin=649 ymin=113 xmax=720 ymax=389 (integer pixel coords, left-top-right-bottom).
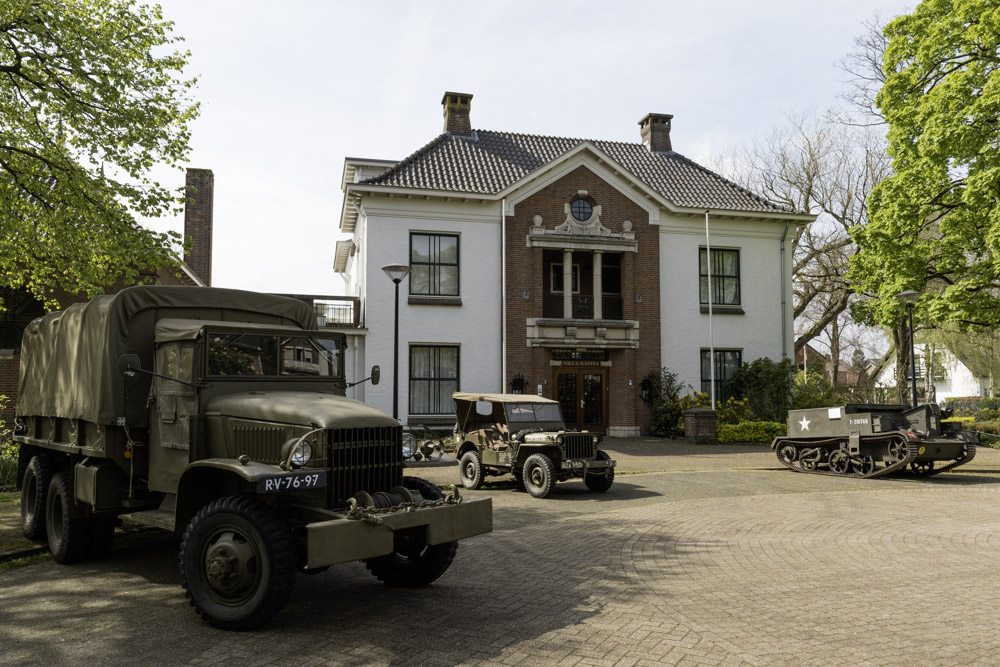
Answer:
xmin=304 ymin=496 xmax=492 ymax=569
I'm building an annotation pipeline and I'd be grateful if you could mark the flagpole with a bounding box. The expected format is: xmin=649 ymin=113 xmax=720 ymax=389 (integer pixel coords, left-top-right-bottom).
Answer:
xmin=706 ymin=209 xmax=715 ymax=410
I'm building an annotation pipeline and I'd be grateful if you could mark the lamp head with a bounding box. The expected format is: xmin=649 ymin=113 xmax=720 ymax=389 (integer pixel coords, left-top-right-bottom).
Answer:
xmin=382 ymin=264 xmax=411 ymax=284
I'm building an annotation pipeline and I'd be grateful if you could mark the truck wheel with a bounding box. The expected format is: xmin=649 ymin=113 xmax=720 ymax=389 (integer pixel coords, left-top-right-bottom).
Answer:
xmin=364 ymin=476 xmax=458 ymax=587
xmin=459 ymin=450 xmax=484 ymax=490
xmin=46 ymin=471 xmax=91 ymax=563
xmin=21 ymin=455 xmax=52 ymax=541
xmin=584 ymin=450 xmax=615 ymax=493
xmin=523 ymin=453 xmax=555 ymax=499
xmin=179 ymin=496 xmax=296 ymax=631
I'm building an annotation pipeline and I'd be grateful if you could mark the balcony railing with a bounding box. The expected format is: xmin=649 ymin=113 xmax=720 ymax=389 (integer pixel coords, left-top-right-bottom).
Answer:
xmin=541 ymin=294 xmax=624 ymax=321
xmin=315 ymin=299 xmax=361 ymax=328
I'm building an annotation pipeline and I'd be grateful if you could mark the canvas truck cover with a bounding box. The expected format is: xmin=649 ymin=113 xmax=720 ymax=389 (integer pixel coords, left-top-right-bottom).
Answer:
xmin=17 ymin=285 xmax=316 ymax=425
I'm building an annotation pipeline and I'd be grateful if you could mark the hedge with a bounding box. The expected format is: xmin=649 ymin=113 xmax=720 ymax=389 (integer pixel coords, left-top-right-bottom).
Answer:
xmin=717 ymin=421 xmax=787 ymax=444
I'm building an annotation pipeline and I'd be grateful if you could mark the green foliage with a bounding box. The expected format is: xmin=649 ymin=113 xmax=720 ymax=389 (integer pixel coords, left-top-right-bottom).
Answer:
xmin=717 ymin=421 xmax=787 ymax=444
xmin=724 ymin=357 xmax=797 ymax=423
xmin=650 ymin=400 xmax=682 ymax=439
xmin=0 ymin=0 xmax=200 ymax=308
xmin=792 ymin=367 xmax=840 ymax=411
xmin=647 ymin=368 xmax=711 ymax=439
xmin=654 ymin=368 xmax=684 ymax=400
xmin=849 ymin=0 xmax=1000 ymax=329
xmin=0 ymin=395 xmax=15 ymax=489
xmin=716 ymin=397 xmax=754 ymax=425
xmin=945 ymin=396 xmax=1000 ymax=416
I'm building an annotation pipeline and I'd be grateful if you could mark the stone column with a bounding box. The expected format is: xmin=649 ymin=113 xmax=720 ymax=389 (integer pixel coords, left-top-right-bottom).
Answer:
xmin=593 ymin=250 xmax=603 ymax=320
xmin=563 ymin=249 xmax=573 ymax=319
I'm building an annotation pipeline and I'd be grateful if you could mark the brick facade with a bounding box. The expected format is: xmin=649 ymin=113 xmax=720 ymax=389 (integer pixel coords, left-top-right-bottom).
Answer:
xmin=505 ymin=165 xmax=660 ymax=435
xmin=184 ymin=168 xmax=214 ymax=286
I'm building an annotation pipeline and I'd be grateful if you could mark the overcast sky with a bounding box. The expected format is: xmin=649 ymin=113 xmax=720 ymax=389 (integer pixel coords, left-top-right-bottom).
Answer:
xmin=148 ymin=0 xmax=912 ymax=296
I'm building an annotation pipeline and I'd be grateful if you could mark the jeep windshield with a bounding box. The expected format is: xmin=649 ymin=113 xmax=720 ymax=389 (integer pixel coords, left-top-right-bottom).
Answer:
xmin=504 ymin=402 xmax=564 ymax=424
xmin=206 ymin=331 xmax=344 ymax=378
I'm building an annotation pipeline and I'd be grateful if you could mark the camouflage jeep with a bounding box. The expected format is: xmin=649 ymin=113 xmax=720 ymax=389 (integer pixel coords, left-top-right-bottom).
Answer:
xmin=452 ymin=393 xmax=615 ymax=498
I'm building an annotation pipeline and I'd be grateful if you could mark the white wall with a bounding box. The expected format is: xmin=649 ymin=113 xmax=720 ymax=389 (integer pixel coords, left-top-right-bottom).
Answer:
xmin=879 ymin=345 xmax=986 ymax=402
xmin=352 ymin=197 xmax=503 ymax=420
xmin=659 ymin=213 xmax=795 ymax=394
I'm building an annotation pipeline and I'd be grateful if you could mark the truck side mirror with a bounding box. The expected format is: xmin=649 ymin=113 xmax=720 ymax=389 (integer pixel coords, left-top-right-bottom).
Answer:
xmin=370 ymin=365 xmax=380 ymax=386
xmin=118 ymin=354 xmax=142 ymax=380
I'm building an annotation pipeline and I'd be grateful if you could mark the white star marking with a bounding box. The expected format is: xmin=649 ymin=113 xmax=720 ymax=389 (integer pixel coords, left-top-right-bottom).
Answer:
xmin=799 ymin=416 xmax=811 ymax=431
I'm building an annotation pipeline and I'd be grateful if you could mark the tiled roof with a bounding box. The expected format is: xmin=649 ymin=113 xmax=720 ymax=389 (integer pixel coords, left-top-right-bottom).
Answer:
xmin=359 ymin=130 xmax=797 ymax=214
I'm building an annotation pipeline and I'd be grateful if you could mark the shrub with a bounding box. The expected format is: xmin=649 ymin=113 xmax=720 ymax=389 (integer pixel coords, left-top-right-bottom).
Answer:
xmin=970 ymin=420 xmax=1000 ymax=435
xmin=650 ymin=400 xmax=683 ymax=439
xmin=0 ymin=395 xmax=15 ymax=490
xmin=717 ymin=396 xmax=754 ymax=425
xmin=717 ymin=421 xmax=787 ymax=444
xmin=975 ymin=408 xmax=999 ymax=422
xmin=724 ymin=358 xmax=796 ymax=423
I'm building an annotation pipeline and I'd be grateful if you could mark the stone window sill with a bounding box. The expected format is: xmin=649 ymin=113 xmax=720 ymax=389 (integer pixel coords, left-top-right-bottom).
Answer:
xmin=408 ymin=296 xmax=462 ymax=307
xmin=699 ymin=305 xmax=744 ymax=315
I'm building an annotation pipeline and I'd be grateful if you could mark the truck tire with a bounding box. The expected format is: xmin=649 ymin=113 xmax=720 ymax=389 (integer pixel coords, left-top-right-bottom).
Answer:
xmin=46 ymin=471 xmax=91 ymax=563
xmin=584 ymin=450 xmax=615 ymax=493
xmin=179 ymin=496 xmax=296 ymax=631
xmin=21 ymin=455 xmax=52 ymax=541
xmin=523 ymin=453 xmax=556 ymax=499
xmin=364 ymin=476 xmax=458 ymax=587
xmin=459 ymin=450 xmax=484 ymax=490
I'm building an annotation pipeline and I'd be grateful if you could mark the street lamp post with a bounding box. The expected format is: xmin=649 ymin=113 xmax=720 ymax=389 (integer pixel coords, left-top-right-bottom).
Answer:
xmin=898 ymin=290 xmax=921 ymax=407
xmin=382 ymin=264 xmax=411 ymax=420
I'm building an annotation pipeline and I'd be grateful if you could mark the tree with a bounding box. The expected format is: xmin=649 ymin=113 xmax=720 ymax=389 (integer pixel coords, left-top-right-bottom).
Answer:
xmin=0 ymin=0 xmax=198 ymax=308
xmin=850 ymin=0 xmax=1000 ymax=329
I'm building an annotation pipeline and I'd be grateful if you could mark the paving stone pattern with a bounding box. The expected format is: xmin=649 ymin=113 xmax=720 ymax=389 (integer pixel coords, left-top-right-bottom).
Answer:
xmin=3 ymin=446 xmax=1000 ymax=665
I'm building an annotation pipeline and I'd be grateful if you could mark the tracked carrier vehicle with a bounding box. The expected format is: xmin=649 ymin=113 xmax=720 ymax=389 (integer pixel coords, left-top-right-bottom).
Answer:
xmin=772 ymin=403 xmax=977 ymax=478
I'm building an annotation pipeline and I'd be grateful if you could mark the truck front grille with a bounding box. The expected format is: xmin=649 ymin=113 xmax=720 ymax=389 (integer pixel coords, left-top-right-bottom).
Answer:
xmin=564 ymin=433 xmax=596 ymax=460
xmin=327 ymin=426 xmax=403 ymax=508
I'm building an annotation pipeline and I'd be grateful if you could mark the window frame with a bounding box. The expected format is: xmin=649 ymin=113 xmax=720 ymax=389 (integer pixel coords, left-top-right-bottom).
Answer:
xmin=409 ymin=232 xmax=460 ymax=297
xmin=698 ymin=247 xmax=741 ymax=306
xmin=550 ymin=263 xmax=581 ymax=294
xmin=408 ymin=344 xmax=460 ymax=415
xmin=700 ymin=348 xmax=742 ymax=403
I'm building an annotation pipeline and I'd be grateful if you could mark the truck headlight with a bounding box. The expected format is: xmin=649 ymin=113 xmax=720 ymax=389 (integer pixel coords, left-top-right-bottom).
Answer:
xmin=556 ymin=435 xmax=564 ymax=445
xmin=281 ymin=438 xmax=314 ymax=469
xmin=592 ymin=435 xmax=600 ymax=445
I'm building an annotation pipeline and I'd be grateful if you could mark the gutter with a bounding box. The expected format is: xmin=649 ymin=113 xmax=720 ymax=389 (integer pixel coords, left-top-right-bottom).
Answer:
xmin=780 ymin=221 xmax=791 ymax=359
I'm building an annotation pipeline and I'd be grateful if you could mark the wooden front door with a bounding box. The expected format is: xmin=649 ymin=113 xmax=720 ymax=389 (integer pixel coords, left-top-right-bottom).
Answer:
xmin=554 ymin=368 xmax=608 ymax=434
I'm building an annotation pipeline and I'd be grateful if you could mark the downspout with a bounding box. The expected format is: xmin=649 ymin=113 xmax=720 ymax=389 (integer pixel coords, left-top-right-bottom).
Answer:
xmin=501 ymin=197 xmax=507 ymax=393
xmin=779 ymin=221 xmax=791 ymax=360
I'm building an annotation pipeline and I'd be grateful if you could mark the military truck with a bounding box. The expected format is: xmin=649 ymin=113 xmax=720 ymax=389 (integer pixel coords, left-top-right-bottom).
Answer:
xmin=772 ymin=403 xmax=977 ymax=478
xmin=452 ymin=393 xmax=615 ymax=498
xmin=14 ymin=286 xmax=492 ymax=630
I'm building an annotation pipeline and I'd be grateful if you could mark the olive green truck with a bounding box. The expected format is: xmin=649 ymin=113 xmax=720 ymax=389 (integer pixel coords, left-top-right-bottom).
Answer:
xmin=13 ymin=286 xmax=492 ymax=630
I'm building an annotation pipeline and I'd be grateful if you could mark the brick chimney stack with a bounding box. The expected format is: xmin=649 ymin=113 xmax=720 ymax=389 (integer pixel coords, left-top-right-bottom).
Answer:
xmin=442 ymin=92 xmax=474 ymax=137
xmin=184 ymin=168 xmax=214 ymax=286
xmin=639 ymin=113 xmax=674 ymax=153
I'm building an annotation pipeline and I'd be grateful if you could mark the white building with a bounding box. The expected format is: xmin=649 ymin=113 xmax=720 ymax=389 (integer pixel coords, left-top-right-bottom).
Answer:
xmin=878 ymin=344 xmax=990 ymax=403
xmin=335 ymin=92 xmax=814 ymax=435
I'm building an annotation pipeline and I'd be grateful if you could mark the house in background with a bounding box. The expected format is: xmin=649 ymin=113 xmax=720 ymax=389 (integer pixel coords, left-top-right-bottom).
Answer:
xmin=877 ymin=344 xmax=990 ymax=403
xmin=336 ymin=92 xmax=815 ymax=435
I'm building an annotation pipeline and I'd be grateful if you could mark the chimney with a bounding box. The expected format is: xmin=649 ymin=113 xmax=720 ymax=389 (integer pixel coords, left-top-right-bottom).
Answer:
xmin=638 ymin=113 xmax=674 ymax=153
xmin=442 ymin=91 xmax=474 ymax=137
xmin=184 ymin=168 xmax=214 ymax=286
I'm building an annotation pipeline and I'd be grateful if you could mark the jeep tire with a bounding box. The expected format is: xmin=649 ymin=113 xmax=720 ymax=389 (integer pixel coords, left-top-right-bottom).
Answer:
xmin=584 ymin=450 xmax=615 ymax=493
xmin=459 ymin=450 xmax=485 ymax=490
xmin=364 ymin=476 xmax=458 ymax=587
xmin=523 ymin=453 xmax=556 ymax=499
xmin=21 ymin=455 xmax=52 ymax=541
xmin=179 ymin=496 xmax=296 ymax=631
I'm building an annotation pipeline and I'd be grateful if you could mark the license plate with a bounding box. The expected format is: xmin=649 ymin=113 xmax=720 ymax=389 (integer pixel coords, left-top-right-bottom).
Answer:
xmin=257 ymin=471 xmax=327 ymax=494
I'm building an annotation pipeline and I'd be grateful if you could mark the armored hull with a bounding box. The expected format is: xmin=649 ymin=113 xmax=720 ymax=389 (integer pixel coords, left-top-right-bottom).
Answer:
xmin=771 ymin=403 xmax=977 ymax=478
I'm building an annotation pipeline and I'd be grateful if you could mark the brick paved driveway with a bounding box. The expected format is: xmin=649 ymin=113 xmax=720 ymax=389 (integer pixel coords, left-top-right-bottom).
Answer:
xmin=3 ymin=443 xmax=1000 ymax=666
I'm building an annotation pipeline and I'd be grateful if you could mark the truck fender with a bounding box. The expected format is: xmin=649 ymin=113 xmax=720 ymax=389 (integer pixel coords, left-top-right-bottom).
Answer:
xmin=175 ymin=459 xmax=281 ymax=532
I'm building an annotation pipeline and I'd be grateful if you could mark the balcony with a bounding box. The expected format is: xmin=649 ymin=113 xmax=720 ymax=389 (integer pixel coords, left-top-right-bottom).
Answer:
xmin=541 ymin=294 xmax=624 ymax=320
xmin=315 ymin=298 xmax=361 ymax=328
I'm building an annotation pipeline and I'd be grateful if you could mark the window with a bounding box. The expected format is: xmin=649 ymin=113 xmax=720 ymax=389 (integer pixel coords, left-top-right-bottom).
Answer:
xmin=550 ymin=263 xmax=580 ymax=294
xmin=571 ymin=199 xmax=593 ymax=221
xmin=206 ymin=332 xmax=343 ymax=378
xmin=700 ymin=349 xmax=742 ymax=403
xmin=410 ymin=233 xmax=459 ymax=296
xmin=409 ymin=345 xmax=459 ymax=415
xmin=699 ymin=248 xmax=740 ymax=305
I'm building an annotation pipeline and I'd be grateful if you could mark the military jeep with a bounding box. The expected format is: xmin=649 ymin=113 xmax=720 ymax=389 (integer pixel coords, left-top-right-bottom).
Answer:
xmin=452 ymin=393 xmax=615 ymax=498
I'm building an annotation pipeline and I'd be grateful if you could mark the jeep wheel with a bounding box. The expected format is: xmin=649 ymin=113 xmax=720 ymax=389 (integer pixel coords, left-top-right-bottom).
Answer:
xmin=584 ymin=450 xmax=614 ymax=493
xmin=179 ymin=496 xmax=296 ymax=631
xmin=459 ymin=450 xmax=484 ymax=490
xmin=21 ymin=455 xmax=52 ymax=541
xmin=523 ymin=453 xmax=556 ymax=499
xmin=46 ymin=471 xmax=91 ymax=563
xmin=364 ymin=476 xmax=458 ymax=587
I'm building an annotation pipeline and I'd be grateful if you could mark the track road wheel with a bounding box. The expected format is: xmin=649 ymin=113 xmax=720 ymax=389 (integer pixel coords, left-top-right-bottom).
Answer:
xmin=853 ymin=455 xmax=875 ymax=476
xmin=179 ymin=496 xmax=296 ymax=631
xmin=459 ymin=450 xmax=484 ymax=490
xmin=887 ymin=440 xmax=907 ymax=463
xmin=584 ymin=450 xmax=614 ymax=493
xmin=828 ymin=450 xmax=850 ymax=475
xmin=364 ymin=477 xmax=458 ymax=587
xmin=911 ymin=460 xmax=935 ymax=476
xmin=46 ymin=471 xmax=91 ymax=563
xmin=777 ymin=444 xmax=797 ymax=466
xmin=523 ymin=453 xmax=556 ymax=499
xmin=21 ymin=455 xmax=52 ymax=541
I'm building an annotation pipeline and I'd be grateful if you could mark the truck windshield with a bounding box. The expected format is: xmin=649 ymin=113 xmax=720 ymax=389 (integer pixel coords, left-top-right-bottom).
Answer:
xmin=206 ymin=332 xmax=344 ymax=378
xmin=505 ymin=403 xmax=563 ymax=423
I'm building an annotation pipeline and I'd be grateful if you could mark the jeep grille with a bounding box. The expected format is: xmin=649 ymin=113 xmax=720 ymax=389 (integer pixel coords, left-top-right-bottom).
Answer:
xmin=563 ymin=433 xmax=596 ymax=460
xmin=327 ymin=426 xmax=403 ymax=508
